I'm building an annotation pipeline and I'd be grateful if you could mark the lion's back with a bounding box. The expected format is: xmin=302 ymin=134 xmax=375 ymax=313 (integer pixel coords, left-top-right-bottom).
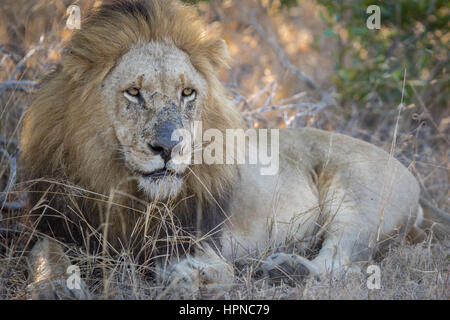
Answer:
xmin=280 ymin=127 xmax=420 ymax=229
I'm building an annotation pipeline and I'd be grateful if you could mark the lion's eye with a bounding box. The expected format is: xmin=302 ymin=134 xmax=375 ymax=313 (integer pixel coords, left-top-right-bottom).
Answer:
xmin=126 ymin=87 xmax=140 ymax=96
xmin=123 ymin=87 xmax=141 ymax=104
xmin=182 ymin=88 xmax=195 ymax=98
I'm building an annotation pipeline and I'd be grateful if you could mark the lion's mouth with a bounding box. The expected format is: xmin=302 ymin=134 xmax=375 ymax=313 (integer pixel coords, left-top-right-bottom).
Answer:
xmin=136 ymin=168 xmax=182 ymax=179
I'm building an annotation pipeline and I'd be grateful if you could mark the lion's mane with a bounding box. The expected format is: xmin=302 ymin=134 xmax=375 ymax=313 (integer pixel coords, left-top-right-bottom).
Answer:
xmin=20 ymin=0 xmax=244 ymax=251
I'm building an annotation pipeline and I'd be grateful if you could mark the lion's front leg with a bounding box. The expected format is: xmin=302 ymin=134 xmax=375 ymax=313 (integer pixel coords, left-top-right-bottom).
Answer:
xmin=310 ymin=235 xmax=366 ymax=277
xmin=27 ymin=238 xmax=89 ymax=300
xmin=161 ymin=246 xmax=233 ymax=298
xmin=308 ymin=205 xmax=372 ymax=277
xmin=310 ymin=203 xmax=372 ymax=277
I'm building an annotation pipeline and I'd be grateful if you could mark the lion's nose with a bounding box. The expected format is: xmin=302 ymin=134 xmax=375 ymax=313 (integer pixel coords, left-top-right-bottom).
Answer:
xmin=148 ymin=142 xmax=175 ymax=163
xmin=148 ymin=123 xmax=180 ymax=162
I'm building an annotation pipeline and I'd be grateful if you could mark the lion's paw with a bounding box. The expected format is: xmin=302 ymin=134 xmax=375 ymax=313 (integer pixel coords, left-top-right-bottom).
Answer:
xmin=162 ymin=256 xmax=233 ymax=298
xmin=26 ymin=277 xmax=90 ymax=300
xmin=256 ymin=253 xmax=319 ymax=285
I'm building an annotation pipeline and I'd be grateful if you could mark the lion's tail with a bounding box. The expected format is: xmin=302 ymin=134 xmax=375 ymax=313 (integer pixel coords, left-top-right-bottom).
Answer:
xmin=416 ymin=198 xmax=450 ymax=240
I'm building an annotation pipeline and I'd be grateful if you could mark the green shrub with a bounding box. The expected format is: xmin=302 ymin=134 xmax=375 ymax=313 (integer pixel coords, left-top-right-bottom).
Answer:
xmin=317 ymin=0 xmax=448 ymax=114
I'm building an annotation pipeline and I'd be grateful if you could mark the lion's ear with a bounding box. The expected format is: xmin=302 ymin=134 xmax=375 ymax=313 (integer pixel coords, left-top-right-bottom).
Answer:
xmin=203 ymin=39 xmax=231 ymax=70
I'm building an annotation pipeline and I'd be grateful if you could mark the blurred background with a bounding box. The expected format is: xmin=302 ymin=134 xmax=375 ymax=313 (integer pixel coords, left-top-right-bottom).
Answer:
xmin=1 ymin=0 xmax=447 ymax=207
xmin=0 ymin=0 xmax=448 ymax=299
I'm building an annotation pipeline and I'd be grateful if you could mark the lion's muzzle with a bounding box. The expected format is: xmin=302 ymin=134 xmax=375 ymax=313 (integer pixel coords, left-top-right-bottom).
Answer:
xmin=148 ymin=98 xmax=184 ymax=163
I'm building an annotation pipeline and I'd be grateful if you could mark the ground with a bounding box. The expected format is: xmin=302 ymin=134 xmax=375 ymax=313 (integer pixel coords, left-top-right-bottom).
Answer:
xmin=0 ymin=0 xmax=448 ymax=300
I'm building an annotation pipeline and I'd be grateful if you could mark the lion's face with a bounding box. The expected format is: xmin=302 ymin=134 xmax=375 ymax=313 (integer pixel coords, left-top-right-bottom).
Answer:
xmin=102 ymin=41 xmax=207 ymax=200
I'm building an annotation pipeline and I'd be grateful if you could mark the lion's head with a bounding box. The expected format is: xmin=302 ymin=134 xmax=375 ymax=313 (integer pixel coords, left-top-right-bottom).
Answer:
xmin=103 ymin=40 xmax=209 ymax=199
xmin=20 ymin=0 xmax=244 ymax=246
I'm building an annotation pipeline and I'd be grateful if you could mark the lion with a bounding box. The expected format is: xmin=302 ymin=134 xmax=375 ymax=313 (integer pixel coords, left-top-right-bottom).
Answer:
xmin=19 ymin=0 xmax=448 ymax=299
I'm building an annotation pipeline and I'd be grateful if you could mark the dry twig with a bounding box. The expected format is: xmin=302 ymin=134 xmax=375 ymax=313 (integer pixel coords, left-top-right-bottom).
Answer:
xmin=0 ymin=146 xmax=25 ymax=211
xmin=0 ymin=37 xmax=44 ymax=94
xmin=0 ymin=80 xmax=37 ymax=93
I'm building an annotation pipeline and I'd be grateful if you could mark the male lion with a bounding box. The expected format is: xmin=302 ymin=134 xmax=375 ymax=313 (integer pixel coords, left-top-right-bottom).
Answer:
xmin=20 ymin=0 xmax=448 ymax=299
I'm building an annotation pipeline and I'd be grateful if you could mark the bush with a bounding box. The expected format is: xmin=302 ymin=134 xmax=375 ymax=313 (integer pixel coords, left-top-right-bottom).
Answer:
xmin=316 ymin=0 xmax=448 ymax=114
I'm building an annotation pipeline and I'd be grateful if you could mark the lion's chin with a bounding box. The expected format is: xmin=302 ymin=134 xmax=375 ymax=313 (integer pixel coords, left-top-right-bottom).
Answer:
xmin=138 ymin=175 xmax=183 ymax=200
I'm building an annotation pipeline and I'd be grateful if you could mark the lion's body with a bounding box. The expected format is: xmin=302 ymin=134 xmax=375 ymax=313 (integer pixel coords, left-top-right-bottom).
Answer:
xmin=222 ymin=127 xmax=420 ymax=274
xmin=19 ymin=0 xmax=430 ymax=297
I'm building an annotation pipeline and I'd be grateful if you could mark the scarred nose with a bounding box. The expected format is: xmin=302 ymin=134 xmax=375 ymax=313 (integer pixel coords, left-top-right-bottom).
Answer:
xmin=148 ymin=101 xmax=183 ymax=163
xmin=148 ymin=122 xmax=180 ymax=162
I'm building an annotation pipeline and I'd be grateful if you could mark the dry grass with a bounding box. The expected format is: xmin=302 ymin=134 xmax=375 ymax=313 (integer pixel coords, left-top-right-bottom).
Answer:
xmin=0 ymin=0 xmax=449 ymax=300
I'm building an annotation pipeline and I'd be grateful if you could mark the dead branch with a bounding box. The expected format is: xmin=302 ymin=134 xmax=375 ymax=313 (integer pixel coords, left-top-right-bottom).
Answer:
xmin=244 ymin=100 xmax=326 ymax=115
xmin=0 ymin=137 xmax=18 ymax=145
xmin=0 ymin=38 xmax=44 ymax=95
xmin=0 ymin=80 xmax=37 ymax=93
xmin=0 ymin=146 xmax=25 ymax=211
xmin=244 ymin=8 xmax=335 ymax=106
xmin=9 ymin=37 xmax=44 ymax=81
